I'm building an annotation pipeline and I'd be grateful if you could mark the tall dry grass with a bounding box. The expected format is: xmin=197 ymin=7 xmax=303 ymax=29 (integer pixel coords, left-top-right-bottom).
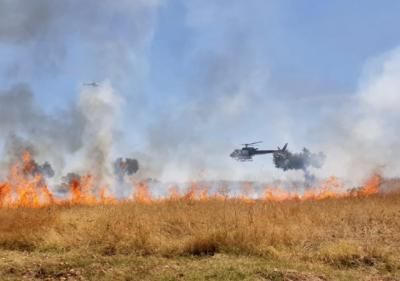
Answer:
xmin=0 ymin=195 xmax=399 ymax=269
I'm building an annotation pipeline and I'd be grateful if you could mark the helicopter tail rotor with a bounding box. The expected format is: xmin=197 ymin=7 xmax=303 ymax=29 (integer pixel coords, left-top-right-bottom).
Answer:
xmin=277 ymin=143 xmax=288 ymax=151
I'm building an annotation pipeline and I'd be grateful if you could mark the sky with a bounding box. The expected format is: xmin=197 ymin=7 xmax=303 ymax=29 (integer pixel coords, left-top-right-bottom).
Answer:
xmin=1 ymin=0 xmax=400 ymax=184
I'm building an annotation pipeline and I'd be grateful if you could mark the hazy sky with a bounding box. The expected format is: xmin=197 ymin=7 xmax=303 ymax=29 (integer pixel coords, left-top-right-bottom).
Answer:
xmin=1 ymin=0 xmax=400 ymax=182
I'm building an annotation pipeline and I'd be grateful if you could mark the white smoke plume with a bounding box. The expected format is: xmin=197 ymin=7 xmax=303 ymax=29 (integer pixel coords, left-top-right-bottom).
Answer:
xmin=77 ymin=82 xmax=122 ymax=183
xmin=0 ymin=0 xmax=159 ymax=188
xmin=0 ymin=84 xmax=85 ymax=178
xmin=0 ymin=81 xmax=124 ymax=180
xmin=320 ymin=47 xmax=400 ymax=184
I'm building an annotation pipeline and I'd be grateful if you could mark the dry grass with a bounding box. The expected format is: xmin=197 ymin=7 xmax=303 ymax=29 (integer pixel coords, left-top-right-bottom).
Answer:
xmin=0 ymin=195 xmax=400 ymax=280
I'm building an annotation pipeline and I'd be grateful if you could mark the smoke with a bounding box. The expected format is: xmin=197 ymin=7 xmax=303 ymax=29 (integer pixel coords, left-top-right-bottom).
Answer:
xmin=0 ymin=0 xmax=58 ymax=44
xmin=114 ymin=158 xmax=139 ymax=181
xmin=140 ymin=1 xmax=283 ymax=182
xmin=76 ymin=82 xmax=122 ymax=185
xmin=0 ymin=0 xmax=161 ymax=186
xmin=1 ymin=0 xmax=400 ymax=189
xmin=319 ymin=47 xmax=400 ymax=184
xmin=0 ymin=1 xmax=295 ymax=184
xmin=112 ymin=157 xmax=140 ymax=198
xmin=0 ymin=84 xmax=140 ymax=196
xmin=22 ymin=159 xmax=55 ymax=179
xmin=1 ymin=133 xmax=58 ymax=180
xmin=272 ymin=148 xmax=326 ymax=186
xmin=0 ymin=81 xmax=130 ymax=190
xmin=0 ymin=84 xmax=85 ymax=157
xmin=56 ymin=172 xmax=81 ymax=194
xmin=0 ymin=0 xmax=163 ymax=80
xmin=273 ymin=148 xmax=326 ymax=172
xmin=35 ymin=162 xmax=55 ymax=178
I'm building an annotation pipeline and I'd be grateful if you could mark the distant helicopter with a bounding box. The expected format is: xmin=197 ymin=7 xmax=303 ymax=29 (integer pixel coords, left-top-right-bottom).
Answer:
xmin=82 ymin=81 xmax=100 ymax=87
xmin=230 ymin=141 xmax=288 ymax=161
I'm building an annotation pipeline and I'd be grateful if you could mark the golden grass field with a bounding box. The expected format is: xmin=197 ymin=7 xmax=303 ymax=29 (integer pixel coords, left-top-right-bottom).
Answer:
xmin=0 ymin=193 xmax=399 ymax=281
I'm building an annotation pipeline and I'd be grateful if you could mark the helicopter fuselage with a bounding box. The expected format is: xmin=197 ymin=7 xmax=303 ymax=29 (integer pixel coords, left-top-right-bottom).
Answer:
xmin=230 ymin=142 xmax=288 ymax=161
xmin=230 ymin=147 xmax=276 ymax=161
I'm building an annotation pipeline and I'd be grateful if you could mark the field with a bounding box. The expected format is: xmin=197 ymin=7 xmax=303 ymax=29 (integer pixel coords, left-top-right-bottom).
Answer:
xmin=0 ymin=193 xmax=399 ymax=281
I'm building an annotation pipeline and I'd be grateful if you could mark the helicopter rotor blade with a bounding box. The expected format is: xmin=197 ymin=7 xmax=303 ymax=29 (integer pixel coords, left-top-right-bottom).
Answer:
xmin=241 ymin=141 xmax=263 ymax=146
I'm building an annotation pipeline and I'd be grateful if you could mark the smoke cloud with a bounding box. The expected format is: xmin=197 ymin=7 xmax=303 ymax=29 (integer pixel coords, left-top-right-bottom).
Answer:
xmin=21 ymin=156 xmax=55 ymax=179
xmin=76 ymin=82 xmax=123 ymax=185
xmin=0 ymin=101 xmax=83 ymax=181
xmin=0 ymin=0 xmax=158 ymax=186
xmin=0 ymin=81 xmax=131 ymax=190
xmin=0 ymin=0 xmax=163 ymax=80
xmin=319 ymin=47 xmax=400 ymax=184
xmin=1 ymin=0 xmax=400 ymax=191
xmin=114 ymin=158 xmax=139 ymax=181
xmin=273 ymin=148 xmax=326 ymax=171
xmin=272 ymin=147 xmax=326 ymax=186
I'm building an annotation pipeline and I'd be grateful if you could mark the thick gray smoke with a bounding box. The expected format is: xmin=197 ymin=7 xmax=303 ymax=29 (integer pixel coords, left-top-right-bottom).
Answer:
xmin=0 ymin=81 xmax=130 ymax=190
xmin=0 ymin=84 xmax=85 ymax=167
xmin=273 ymin=148 xmax=326 ymax=171
xmin=2 ymin=0 xmax=400 ymax=189
xmin=272 ymin=148 xmax=326 ymax=185
xmin=56 ymin=154 xmax=140 ymax=196
xmin=0 ymin=0 xmax=162 ymax=80
xmin=0 ymin=82 xmax=120 ymax=183
xmin=0 ymin=0 xmax=305 ymax=184
xmin=23 ymin=160 xmax=55 ymax=179
xmin=0 ymin=0 xmax=161 ymax=187
xmin=1 ymin=134 xmax=56 ymax=178
xmin=111 ymin=157 xmax=139 ymax=198
xmin=114 ymin=158 xmax=139 ymax=181
xmin=6 ymin=139 xmax=55 ymax=179
xmin=56 ymin=173 xmax=81 ymax=195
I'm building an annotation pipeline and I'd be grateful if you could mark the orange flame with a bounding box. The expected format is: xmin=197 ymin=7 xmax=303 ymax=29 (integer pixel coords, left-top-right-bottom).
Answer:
xmin=133 ymin=181 xmax=152 ymax=204
xmin=0 ymin=151 xmax=385 ymax=208
xmin=358 ymin=173 xmax=382 ymax=196
xmin=168 ymin=185 xmax=180 ymax=200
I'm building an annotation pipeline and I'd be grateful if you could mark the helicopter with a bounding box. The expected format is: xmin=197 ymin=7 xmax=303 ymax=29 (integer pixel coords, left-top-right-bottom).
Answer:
xmin=82 ymin=81 xmax=100 ymax=87
xmin=230 ymin=141 xmax=288 ymax=161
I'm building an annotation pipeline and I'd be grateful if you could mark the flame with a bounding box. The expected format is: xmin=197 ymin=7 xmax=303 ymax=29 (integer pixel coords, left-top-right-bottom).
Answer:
xmin=0 ymin=183 xmax=11 ymax=207
xmin=0 ymin=151 xmax=117 ymax=207
xmin=0 ymin=151 xmax=386 ymax=208
xmin=133 ymin=181 xmax=152 ymax=204
xmin=263 ymin=187 xmax=297 ymax=202
xmin=168 ymin=185 xmax=180 ymax=200
xmin=69 ymin=175 xmax=97 ymax=205
xmin=358 ymin=173 xmax=382 ymax=196
xmin=183 ymin=182 xmax=210 ymax=201
xmin=3 ymin=151 xmax=53 ymax=208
